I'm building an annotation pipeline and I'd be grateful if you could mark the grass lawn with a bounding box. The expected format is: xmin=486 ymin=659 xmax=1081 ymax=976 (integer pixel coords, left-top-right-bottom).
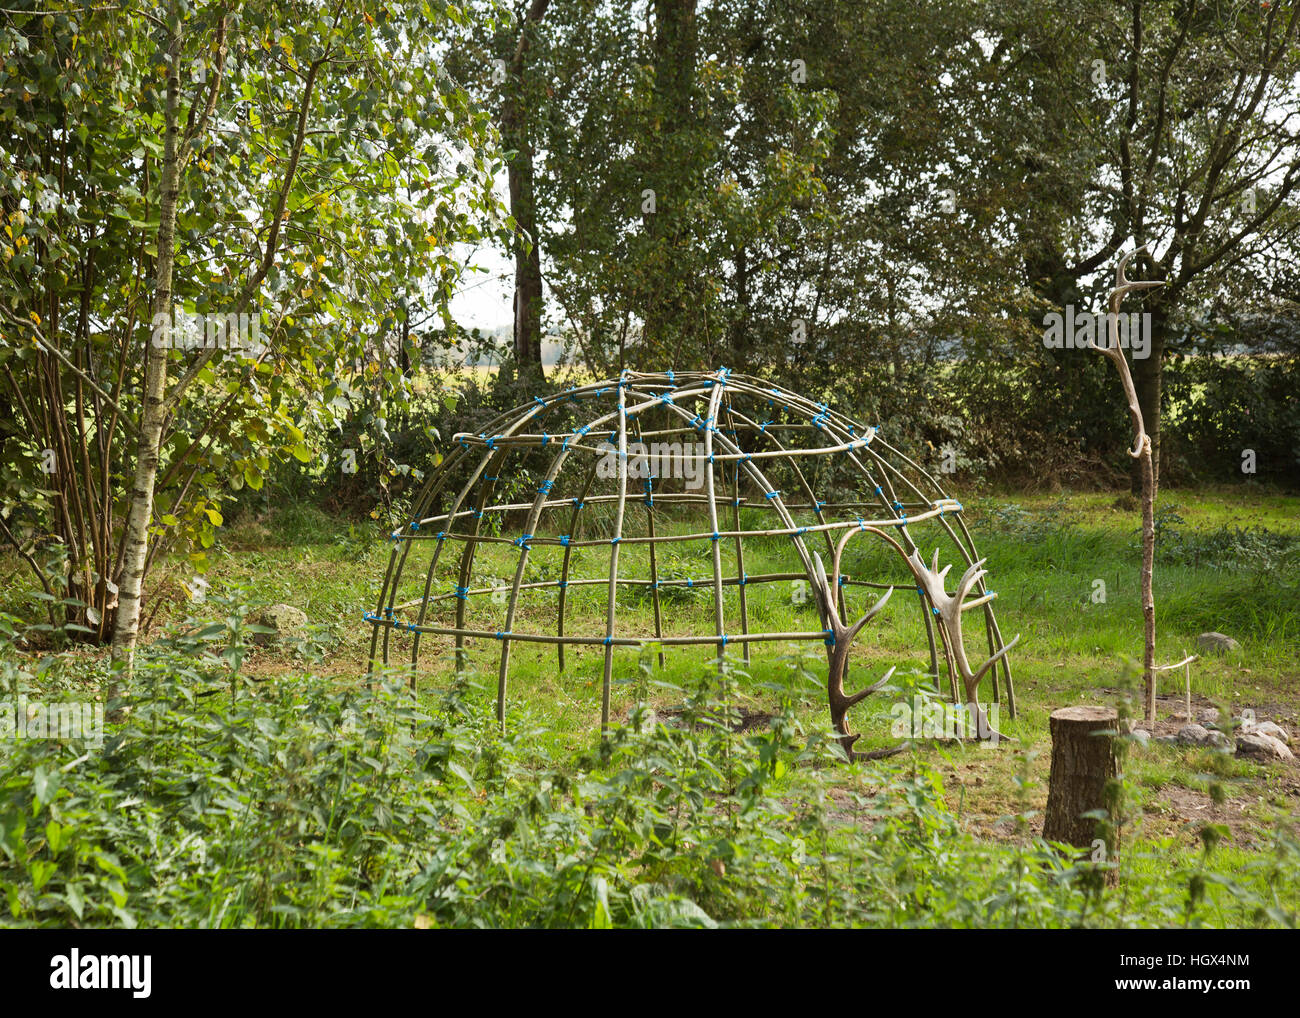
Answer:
xmin=3 ymin=485 xmax=1296 ymax=925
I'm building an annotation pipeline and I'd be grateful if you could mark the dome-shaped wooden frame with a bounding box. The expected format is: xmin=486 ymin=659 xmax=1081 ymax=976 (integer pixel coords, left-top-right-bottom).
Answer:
xmin=367 ymin=368 xmax=1017 ymax=753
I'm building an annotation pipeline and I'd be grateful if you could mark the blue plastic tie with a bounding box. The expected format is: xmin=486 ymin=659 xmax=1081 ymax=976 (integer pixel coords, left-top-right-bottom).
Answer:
xmin=764 ymin=490 xmax=780 ymax=499
xmin=823 ymin=630 xmax=836 ymax=646
xmin=559 ymin=535 xmax=571 ymax=547
xmin=515 ymin=533 xmax=533 ymax=549
xmin=538 ymin=479 xmax=554 ymax=493
xmin=454 ymin=586 xmax=469 ymax=600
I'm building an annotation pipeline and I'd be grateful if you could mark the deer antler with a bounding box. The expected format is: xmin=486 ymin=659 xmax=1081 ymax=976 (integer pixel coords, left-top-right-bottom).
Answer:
xmin=808 ymin=536 xmax=896 ymax=760
xmin=908 ymin=548 xmax=1020 ymax=742
xmin=1087 ymin=245 xmax=1165 ymax=459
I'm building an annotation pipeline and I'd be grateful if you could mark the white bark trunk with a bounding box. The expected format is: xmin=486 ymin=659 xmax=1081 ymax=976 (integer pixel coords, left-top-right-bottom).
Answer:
xmin=111 ymin=5 xmax=183 ymax=672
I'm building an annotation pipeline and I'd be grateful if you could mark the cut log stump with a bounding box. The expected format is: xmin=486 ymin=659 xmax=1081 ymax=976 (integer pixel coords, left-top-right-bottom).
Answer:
xmin=1043 ymin=706 xmax=1118 ymax=851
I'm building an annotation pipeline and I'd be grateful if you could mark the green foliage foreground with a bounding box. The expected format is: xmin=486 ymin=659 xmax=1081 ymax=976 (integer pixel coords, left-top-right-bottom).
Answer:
xmin=0 ymin=616 xmax=1296 ymax=929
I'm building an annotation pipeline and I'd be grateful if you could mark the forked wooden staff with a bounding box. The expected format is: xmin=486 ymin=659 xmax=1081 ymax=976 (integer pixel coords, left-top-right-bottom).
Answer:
xmin=1087 ymin=247 xmax=1164 ymax=721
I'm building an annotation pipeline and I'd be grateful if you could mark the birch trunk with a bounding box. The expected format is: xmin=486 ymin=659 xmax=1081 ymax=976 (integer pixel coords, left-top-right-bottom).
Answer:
xmin=111 ymin=6 xmax=183 ymax=672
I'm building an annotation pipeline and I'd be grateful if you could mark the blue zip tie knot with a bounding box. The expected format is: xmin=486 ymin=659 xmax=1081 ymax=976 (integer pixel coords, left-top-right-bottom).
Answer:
xmin=515 ymin=533 xmax=533 ymax=549
xmin=484 ymin=434 xmax=496 ymax=450
xmin=665 ymin=370 xmax=675 ymax=384
xmin=813 ymin=500 xmax=826 ymax=514
xmin=559 ymin=535 xmax=571 ymax=546
xmin=710 ymin=531 xmax=720 ymax=542
xmin=557 ymin=579 xmax=567 ymax=588
xmin=686 ymin=577 xmax=693 ymax=588
xmin=659 ymin=393 xmax=675 ymax=406
xmin=874 ymin=485 xmax=883 ymax=495
xmin=454 ymin=586 xmax=469 ymax=600
xmin=796 ymin=527 xmax=808 ymax=536
xmin=719 ymin=633 xmax=729 ymax=646
xmin=610 ymin=536 xmax=621 ymax=545
xmin=738 ymin=573 xmax=748 ymax=586
xmin=495 ymin=630 xmax=510 ymax=640
xmin=764 ymin=490 xmax=780 ymax=499
xmin=472 ymin=509 xmax=483 ymax=520
xmin=838 ymin=575 xmax=847 ymax=585
xmin=538 ymin=479 xmax=554 ymax=493
xmin=542 ymin=432 xmax=550 ymax=445
xmin=409 ymin=520 xmax=420 ymax=531
xmin=484 ymin=475 xmax=499 ymax=481
xmin=759 ymin=420 xmax=771 ymax=433
xmin=603 ymin=635 xmax=614 ymax=646
xmin=823 ymin=630 xmax=836 ymax=646
xmin=572 ymin=498 xmax=584 ymax=508
xmin=435 ymin=531 xmax=446 ymax=542
xmin=534 ymin=396 xmax=546 ymax=408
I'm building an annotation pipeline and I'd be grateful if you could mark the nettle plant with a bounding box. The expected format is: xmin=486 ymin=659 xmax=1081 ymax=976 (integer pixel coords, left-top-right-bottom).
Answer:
xmin=0 ymin=1 xmax=506 ymax=652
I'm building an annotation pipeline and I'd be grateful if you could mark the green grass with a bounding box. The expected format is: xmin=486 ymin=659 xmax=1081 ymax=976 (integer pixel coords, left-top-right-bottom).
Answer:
xmin=2 ymin=486 xmax=1296 ymax=925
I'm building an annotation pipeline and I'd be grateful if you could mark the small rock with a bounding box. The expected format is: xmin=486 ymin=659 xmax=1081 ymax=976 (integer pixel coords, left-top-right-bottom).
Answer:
xmin=1197 ymin=631 xmax=1241 ymax=654
xmin=1242 ymin=719 xmax=1292 ymax=745
xmin=1198 ymin=708 xmax=1221 ymax=725
xmin=1204 ymin=730 xmax=1232 ymax=750
xmin=1128 ymin=729 xmax=1151 ymax=748
xmin=1177 ymin=723 xmax=1210 ymax=746
xmin=1236 ymin=732 xmax=1295 ymax=762
xmin=253 ymin=603 xmax=309 ymax=646
xmin=1154 ymin=735 xmax=1179 ymax=745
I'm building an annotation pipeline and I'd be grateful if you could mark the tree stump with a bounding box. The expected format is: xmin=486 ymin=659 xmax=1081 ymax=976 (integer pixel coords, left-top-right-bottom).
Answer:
xmin=1043 ymin=707 xmax=1118 ymax=852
